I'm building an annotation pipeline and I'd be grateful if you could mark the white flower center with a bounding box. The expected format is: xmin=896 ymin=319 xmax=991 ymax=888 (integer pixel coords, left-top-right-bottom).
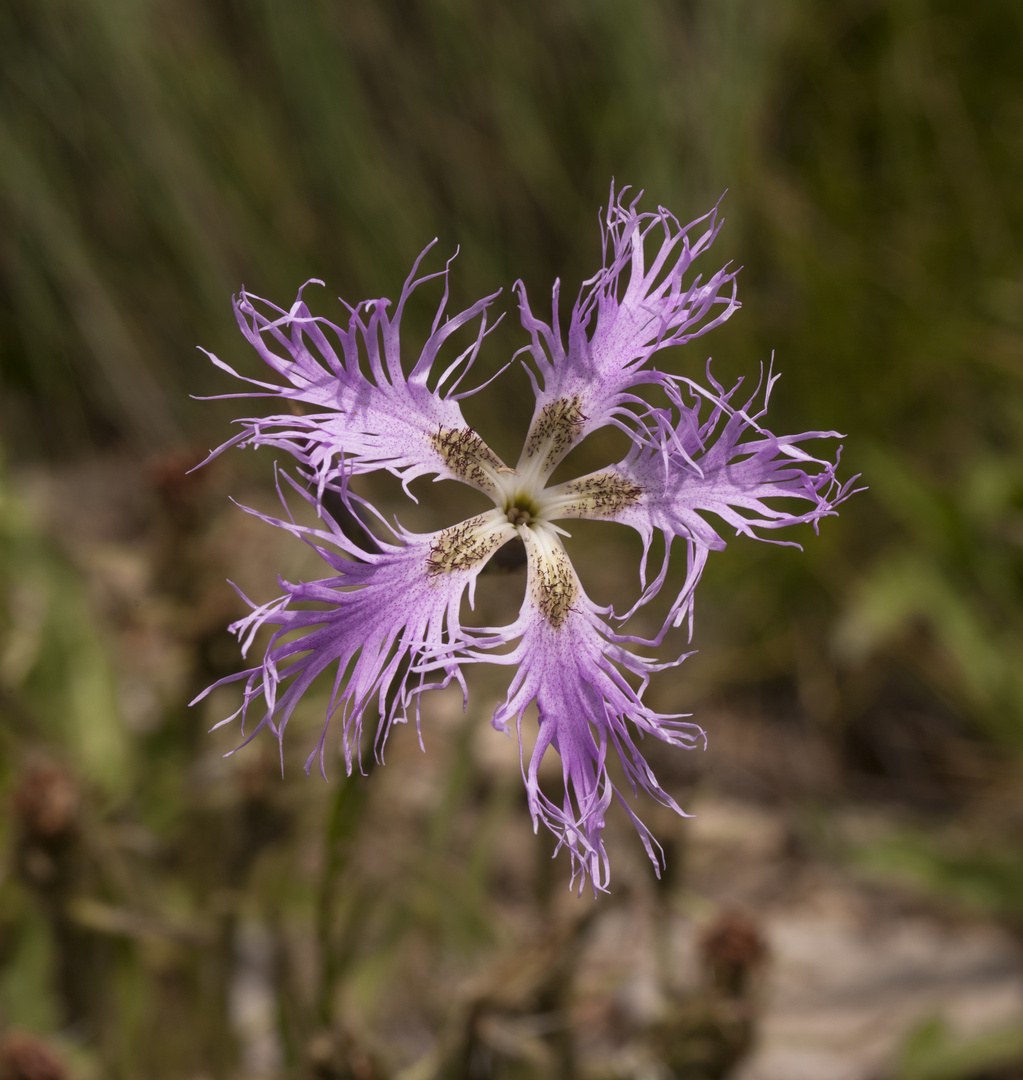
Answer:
xmin=427 ymin=402 xmax=642 ymax=626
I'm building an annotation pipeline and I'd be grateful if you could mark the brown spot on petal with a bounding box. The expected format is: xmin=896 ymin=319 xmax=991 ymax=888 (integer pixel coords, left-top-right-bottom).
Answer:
xmin=430 ymin=427 xmax=503 ymax=493
xmin=427 ymin=516 xmax=505 ymax=576
xmin=557 ymin=472 xmax=643 ymax=517
xmin=523 ymin=397 xmax=586 ymax=473
xmin=527 ymin=537 xmax=578 ymax=629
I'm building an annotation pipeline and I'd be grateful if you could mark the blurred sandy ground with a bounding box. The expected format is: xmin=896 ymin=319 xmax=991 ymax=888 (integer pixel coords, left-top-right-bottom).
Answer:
xmin=3 ymin=446 xmax=1021 ymax=1078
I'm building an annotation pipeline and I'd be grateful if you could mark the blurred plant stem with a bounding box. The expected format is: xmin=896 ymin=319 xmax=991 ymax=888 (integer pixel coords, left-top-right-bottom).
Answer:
xmin=316 ymin=765 xmax=376 ymax=1028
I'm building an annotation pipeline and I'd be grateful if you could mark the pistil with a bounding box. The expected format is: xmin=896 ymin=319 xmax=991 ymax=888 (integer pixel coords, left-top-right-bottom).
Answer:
xmin=505 ymin=492 xmax=540 ymax=529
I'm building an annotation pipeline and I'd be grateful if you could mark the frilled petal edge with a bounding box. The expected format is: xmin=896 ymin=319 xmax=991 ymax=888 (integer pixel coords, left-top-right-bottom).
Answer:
xmin=191 ymin=477 xmax=516 ymax=778
xmin=542 ymin=364 xmax=861 ymax=638
xmin=477 ymin=525 xmax=704 ymax=894
xmin=512 ymin=184 xmax=740 ymax=482
xmin=198 ymin=245 xmax=511 ymax=500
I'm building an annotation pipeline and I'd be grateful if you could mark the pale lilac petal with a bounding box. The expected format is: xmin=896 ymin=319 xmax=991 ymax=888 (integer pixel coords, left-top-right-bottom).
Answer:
xmin=193 ymin=480 xmax=516 ymax=778
xmin=482 ymin=524 xmax=704 ymax=893
xmin=512 ymin=185 xmax=740 ymax=480
xmin=200 ymin=246 xmax=510 ymax=499
xmin=542 ymin=366 xmax=858 ymax=636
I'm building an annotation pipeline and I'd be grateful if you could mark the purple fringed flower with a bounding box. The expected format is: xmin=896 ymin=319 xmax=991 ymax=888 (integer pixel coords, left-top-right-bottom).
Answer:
xmin=194 ymin=186 xmax=856 ymax=892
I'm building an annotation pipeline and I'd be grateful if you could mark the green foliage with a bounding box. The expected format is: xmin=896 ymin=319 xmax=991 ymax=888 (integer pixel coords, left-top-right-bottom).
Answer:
xmin=897 ymin=1015 xmax=1023 ymax=1080
xmin=837 ymin=445 xmax=1023 ymax=747
xmin=0 ymin=456 xmax=129 ymax=795
xmin=856 ymin=823 xmax=1023 ymax=920
xmin=0 ymin=0 xmax=780 ymax=453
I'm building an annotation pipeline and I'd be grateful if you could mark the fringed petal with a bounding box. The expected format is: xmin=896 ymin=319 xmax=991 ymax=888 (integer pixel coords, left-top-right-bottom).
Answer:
xmin=199 ymin=246 xmax=510 ymax=499
xmin=481 ymin=524 xmax=704 ymax=894
xmin=543 ymin=364 xmax=860 ymax=638
xmin=192 ymin=479 xmax=516 ymax=778
xmin=513 ymin=184 xmax=740 ymax=480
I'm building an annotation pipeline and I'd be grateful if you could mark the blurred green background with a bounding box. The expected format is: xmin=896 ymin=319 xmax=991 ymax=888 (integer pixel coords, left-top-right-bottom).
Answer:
xmin=1 ymin=1 xmax=1022 ymax=1077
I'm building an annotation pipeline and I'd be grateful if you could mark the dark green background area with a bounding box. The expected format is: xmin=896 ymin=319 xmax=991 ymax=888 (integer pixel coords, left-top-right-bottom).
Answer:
xmin=5 ymin=0 xmax=1019 ymax=740
xmin=1 ymin=1 xmax=1022 ymax=1076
